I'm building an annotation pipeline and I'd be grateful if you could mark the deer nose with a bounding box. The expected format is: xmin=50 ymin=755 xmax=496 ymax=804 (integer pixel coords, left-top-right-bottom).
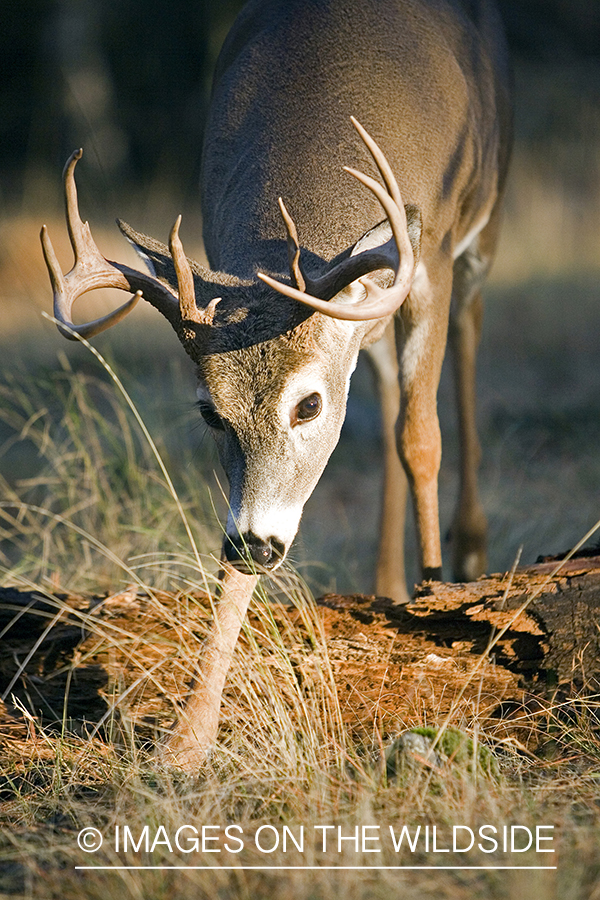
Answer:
xmin=222 ymin=532 xmax=285 ymax=570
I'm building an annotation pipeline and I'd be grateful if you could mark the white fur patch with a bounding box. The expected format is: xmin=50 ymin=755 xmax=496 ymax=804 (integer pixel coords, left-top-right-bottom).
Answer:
xmin=400 ymin=261 xmax=431 ymax=384
xmin=365 ymin=328 xmax=398 ymax=386
xmin=453 ymin=212 xmax=491 ymax=261
xmin=327 ymin=220 xmax=394 ymax=308
xmin=226 ymin=501 xmax=303 ymax=550
xmin=121 ymin=234 xmax=158 ymax=277
xmin=352 ymin=220 xmax=392 ymax=254
xmin=460 ymin=552 xmax=483 ymax=583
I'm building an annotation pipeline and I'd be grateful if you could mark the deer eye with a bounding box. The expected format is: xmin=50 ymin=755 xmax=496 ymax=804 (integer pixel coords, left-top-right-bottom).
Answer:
xmin=198 ymin=402 xmax=225 ymax=430
xmin=292 ymin=392 xmax=322 ymax=426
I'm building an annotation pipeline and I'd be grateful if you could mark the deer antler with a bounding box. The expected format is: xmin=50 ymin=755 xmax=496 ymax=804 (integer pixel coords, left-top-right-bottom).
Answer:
xmin=40 ymin=150 xmax=217 ymax=341
xmin=169 ymin=216 xmax=221 ymax=326
xmin=257 ymin=118 xmax=416 ymax=321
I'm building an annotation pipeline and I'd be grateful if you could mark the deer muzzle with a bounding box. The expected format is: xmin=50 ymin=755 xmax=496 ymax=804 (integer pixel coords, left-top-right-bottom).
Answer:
xmin=222 ymin=531 xmax=286 ymax=572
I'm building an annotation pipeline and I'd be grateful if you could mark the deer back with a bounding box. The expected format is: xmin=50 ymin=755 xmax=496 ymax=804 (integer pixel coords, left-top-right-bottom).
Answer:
xmin=201 ymin=0 xmax=511 ymax=282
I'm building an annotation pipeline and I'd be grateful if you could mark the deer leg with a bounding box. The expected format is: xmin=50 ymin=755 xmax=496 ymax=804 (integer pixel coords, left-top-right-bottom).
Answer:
xmin=395 ymin=268 xmax=452 ymax=583
xmin=449 ymin=250 xmax=489 ymax=582
xmin=164 ymin=565 xmax=257 ymax=769
xmin=365 ymin=323 xmax=410 ymax=604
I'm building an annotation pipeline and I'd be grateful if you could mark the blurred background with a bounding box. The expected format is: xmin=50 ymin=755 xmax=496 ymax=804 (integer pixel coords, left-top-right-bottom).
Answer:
xmin=0 ymin=0 xmax=599 ymax=595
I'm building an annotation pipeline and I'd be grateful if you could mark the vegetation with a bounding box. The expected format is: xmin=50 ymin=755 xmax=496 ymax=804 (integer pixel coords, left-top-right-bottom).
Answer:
xmin=0 ymin=342 xmax=599 ymax=899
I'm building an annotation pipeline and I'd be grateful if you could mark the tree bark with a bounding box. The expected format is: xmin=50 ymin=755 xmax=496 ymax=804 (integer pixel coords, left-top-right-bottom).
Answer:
xmin=1 ymin=552 xmax=599 ymax=751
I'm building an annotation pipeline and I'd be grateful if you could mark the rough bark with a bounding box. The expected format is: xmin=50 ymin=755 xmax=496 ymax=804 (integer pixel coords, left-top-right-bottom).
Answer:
xmin=1 ymin=552 xmax=599 ymax=751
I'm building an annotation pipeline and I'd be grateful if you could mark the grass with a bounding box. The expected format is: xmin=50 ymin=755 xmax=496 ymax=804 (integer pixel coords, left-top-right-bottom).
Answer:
xmin=2 ymin=577 xmax=600 ymax=900
xmin=0 ymin=354 xmax=220 ymax=594
xmin=0 ymin=340 xmax=599 ymax=899
xmin=1 ymin=624 xmax=600 ymax=899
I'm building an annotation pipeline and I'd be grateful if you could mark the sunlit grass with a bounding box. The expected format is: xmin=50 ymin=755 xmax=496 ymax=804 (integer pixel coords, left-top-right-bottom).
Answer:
xmin=0 ymin=356 xmax=219 ymax=594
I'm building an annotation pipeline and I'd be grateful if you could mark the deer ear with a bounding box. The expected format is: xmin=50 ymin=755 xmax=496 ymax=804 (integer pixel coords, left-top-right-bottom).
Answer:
xmin=351 ymin=205 xmax=422 ymax=266
xmin=403 ymin=204 xmax=423 ymax=264
xmin=117 ymin=218 xmax=178 ymax=288
xmin=117 ymin=219 xmax=215 ymax=289
xmin=316 ymin=204 xmax=423 ymax=305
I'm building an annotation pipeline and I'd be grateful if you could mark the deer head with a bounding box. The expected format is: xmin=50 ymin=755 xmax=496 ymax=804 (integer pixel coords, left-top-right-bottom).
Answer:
xmin=41 ymin=120 xmax=420 ymax=571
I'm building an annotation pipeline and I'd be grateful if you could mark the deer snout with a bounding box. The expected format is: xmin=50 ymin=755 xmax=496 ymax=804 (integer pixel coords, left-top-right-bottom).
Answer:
xmin=222 ymin=531 xmax=286 ymax=571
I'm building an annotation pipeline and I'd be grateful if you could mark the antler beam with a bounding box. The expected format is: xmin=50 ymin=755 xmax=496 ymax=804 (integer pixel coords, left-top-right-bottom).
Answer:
xmin=257 ymin=118 xmax=416 ymax=321
xmin=40 ymin=150 xmax=215 ymax=341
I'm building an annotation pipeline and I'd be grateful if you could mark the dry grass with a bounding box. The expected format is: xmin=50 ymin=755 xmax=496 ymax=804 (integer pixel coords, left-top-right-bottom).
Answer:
xmin=1 ymin=573 xmax=600 ymax=900
xmin=0 ymin=361 xmax=220 ymax=594
xmin=0 ymin=345 xmax=599 ymax=899
xmin=1 ymin=589 xmax=599 ymax=899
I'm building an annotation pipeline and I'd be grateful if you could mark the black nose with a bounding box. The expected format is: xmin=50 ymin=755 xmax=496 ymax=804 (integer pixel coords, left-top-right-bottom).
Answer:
xmin=222 ymin=531 xmax=285 ymax=571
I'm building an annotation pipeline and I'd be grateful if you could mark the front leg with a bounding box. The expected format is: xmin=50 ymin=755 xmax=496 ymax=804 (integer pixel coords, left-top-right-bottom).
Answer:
xmin=448 ymin=221 xmax=499 ymax=583
xmin=365 ymin=322 xmax=410 ymax=605
xmin=395 ymin=261 xmax=452 ymax=583
xmin=164 ymin=565 xmax=257 ymax=769
xmin=449 ymin=287 xmax=487 ymax=582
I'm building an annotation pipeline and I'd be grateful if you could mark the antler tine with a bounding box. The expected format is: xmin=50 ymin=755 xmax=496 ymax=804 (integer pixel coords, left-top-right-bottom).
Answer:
xmin=40 ymin=221 xmax=142 ymax=340
xmin=170 ymin=216 xmax=221 ymax=326
xmin=278 ymin=197 xmax=307 ymax=292
xmin=64 ymin=149 xmax=89 ymax=258
xmin=350 ymin=116 xmax=403 ymax=212
xmin=170 ymin=215 xmax=196 ymax=320
xmin=349 ymin=117 xmax=414 ymax=297
xmin=41 ymin=149 xmax=143 ymax=340
xmin=257 ymin=122 xmax=415 ymax=321
xmin=343 ymin=164 xmax=414 ymax=298
xmin=41 ymin=149 xmax=209 ymax=342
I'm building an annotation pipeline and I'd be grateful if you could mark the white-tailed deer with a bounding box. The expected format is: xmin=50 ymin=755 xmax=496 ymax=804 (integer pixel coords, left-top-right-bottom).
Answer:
xmin=42 ymin=0 xmax=511 ymax=765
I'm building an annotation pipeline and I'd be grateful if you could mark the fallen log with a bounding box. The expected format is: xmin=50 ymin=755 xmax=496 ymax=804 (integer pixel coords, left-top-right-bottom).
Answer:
xmin=1 ymin=552 xmax=599 ymax=752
